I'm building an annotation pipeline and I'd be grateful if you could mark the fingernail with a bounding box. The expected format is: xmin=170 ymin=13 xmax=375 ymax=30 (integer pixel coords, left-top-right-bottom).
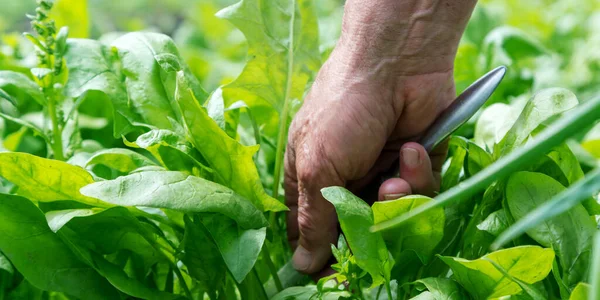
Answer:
xmin=383 ymin=193 xmax=407 ymax=200
xmin=292 ymin=246 xmax=313 ymax=272
xmin=402 ymin=147 xmax=420 ymax=168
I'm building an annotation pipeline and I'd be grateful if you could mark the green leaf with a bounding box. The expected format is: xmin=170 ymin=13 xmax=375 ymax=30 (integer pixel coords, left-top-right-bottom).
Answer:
xmin=49 ymin=207 xmax=163 ymax=269
xmin=0 ymin=193 xmax=119 ymax=299
xmin=217 ymin=0 xmax=321 ymax=132
xmin=129 ymin=129 xmax=212 ymax=177
xmin=85 ymin=148 xmax=157 ymax=173
xmin=321 ymin=186 xmax=393 ymax=287
xmin=569 ymin=283 xmax=591 ymax=300
xmin=496 ymin=88 xmax=579 ymax=156
xmin=450 ymin=136 xmax=493 ymax=177
xmin=0 ymin=152 xmax=107 ymax=206
xmin=476 ymin=209 xmax=509 ymax=237
xmin=182 ymin=216 xmax=227 ymax=292
xmin=272 ymin=286 xmax=318 ymax=300
xmin=372 ymin=195 xmax=445 ymax=263
xmin=80 ymin=170 xmax=267 ymax=229
xmin=0 ymin=70 xmax=45 ymax=106
xmin=63 ymin=39 xmax=137 ymax=137
xmin=582 ymin=122 xmax=600 ymax=158
xmin=51 ymin=0 xmax=90 ymax=38
xmin=89 ymin=251 xmax=179 ymax=300
xmin=175 ymin=71 xmax=286 ymax=212
xmin=474 ymin=103 xmax=521 ymax=151
xmin=199 ymin=213 xmax=267 ymax=283
xmin=111 ymin=32 xmax=206 ymax=130
xmin=0 ymin=251 xmax=14 ymax=290
xmin=439 ymin=246 xmax=554 ymax=299
xmin=408 ymin=278 xmax=468 ymax=300
xmin=505 ymin=172 xmax=596 ymax=288
xmin=483 ymin=26 xmax=548 ymax=65
xmin=483 ymin=257 xmax=547 ymax=300
xmin=589 ymin=232 xmax=600 ymax=300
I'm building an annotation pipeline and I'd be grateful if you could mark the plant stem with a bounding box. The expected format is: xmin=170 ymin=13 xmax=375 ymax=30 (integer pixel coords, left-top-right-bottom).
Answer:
xmin=262 ymin=243 xmax=284 ymax=292
xmin=271 ymin=0 xmax=297 ymax=201
xmin=372 ymin=96 xmax=600 ymax=232
xmin=45 ymin=87 xmax=64 ymax=161
xmin=253 ymin=267 xmax=270 ymax=300
xmin=385 ymin=280 xmax=393 ymax=300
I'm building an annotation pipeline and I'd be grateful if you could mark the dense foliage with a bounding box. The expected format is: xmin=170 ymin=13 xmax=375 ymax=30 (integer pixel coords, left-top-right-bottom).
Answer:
xmin=0 ymin=0 xmax=599 ymax=299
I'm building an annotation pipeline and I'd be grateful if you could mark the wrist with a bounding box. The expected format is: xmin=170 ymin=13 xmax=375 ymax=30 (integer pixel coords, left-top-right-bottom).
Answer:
xmin=336 ymin=0 xmax=476 ymax=75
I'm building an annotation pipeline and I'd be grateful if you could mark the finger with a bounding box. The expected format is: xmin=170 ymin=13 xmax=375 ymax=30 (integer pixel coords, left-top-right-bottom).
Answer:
xmin=399 ymin=142 xmax=438 ymax=196
xmin=378 ymin=178 xmax=412 ymax=201
xmin=292 ymin=150 xmax=342 ymax=274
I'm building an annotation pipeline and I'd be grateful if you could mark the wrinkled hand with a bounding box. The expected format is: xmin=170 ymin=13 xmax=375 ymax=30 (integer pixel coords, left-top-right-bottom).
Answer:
xmin=284 ymin=0 xmax=476 ymax=275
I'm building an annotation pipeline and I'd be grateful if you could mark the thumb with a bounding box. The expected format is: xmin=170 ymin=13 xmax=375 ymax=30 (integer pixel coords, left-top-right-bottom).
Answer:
xmin=398 ymin=142 xmax=439 ymax=196
xmin=292 ymin=159 xmax=341 ymax=274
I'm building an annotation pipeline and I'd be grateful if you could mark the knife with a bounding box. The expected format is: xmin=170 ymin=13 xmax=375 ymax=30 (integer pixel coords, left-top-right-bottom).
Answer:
xmin=362 ymin=66 xmax=507 ymax=197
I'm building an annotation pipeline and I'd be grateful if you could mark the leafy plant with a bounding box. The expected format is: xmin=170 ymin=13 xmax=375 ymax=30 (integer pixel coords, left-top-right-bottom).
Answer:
xmin=0 ymin=0 xmax=599 ymax=299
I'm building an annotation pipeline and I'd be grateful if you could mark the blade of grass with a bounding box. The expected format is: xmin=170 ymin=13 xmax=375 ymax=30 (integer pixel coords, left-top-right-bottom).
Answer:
xmin=372 ymin=96 xmax=600 ymax=232
xmin=492 ymin=167 xmax=600 ymax=249
xmin=590 ymin=232 xmax=600 ymax=300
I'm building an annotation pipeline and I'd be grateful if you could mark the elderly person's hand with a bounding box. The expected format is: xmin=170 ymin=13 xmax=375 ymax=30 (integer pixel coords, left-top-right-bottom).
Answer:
xmin=284 ymin=0 xmax=478 ymax=275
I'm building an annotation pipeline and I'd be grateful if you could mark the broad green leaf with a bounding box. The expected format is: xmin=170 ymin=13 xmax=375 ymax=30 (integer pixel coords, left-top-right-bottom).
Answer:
xmin=372 ymin=196 xmax=445 ymax=263
xmin=0 ymin=251 xmax=14 ymax=290
xmin=450 ymin=136 xmax=493 ymax=177
xmin=0 ymin=70 xmax=45 ymax=106
xmin=272 ymin=286 xmax=318 ymax=300
xmin=483 ymin=257 xmax=547 ymax=300
xmin=80 ymin=170 xmax=267 ymax=229
xmin=440 ymin=246 xmax=554 ymax=299
xmin=0 ymin=193 xmax=119 ymax=299
xmin=129 ymin=129 xmax=212 ymax=177
xmin=217 ymin=0 xmax=321 ymax=133
xmin=51 ymin=0 xmax=90 ymax=38
xmin=90 ymin=251 xmax=179 ymax=300
xmin=63 ymin=39 xmax=136 ymax=137
xmin=85 ymin=148 xmax=157 ymax=173
xmin=182 ymin=216 xmax=227 ymax=292
xmin=568 ymin=283 xmax=591 ymax=300
xmin=0 ymin=152 xmax=107 ymax=206
xmin=50 ymin=207 xmax=163 ymax=270
xmin=45 ymin=208 xmax=98 ymax=232
xmin=477 ymin=209 xmax=509 ymax=237
xmin=474 ymin=103 xmax=519 ymax=151
xmin=483 ymin=26 xmax=547 ymax=65
xmin=111 ymin=32 xmax=206 ymax=130
xmin=175 ymin=71 xmax=286 ymax=212
xmin=47 ymin=207 xmax=178 ymax=299
xmin=321 ymin=186 xmax=393 ymax=287
xmin=199 ymin=213 xmax=267 ymax=283
xmin=496 ymin=88 xmax=578 ymax=156
xmin=506 ymin=172 xmax=596 ymax=288
xmin=408 ymin=278 xmax=468 ymax=300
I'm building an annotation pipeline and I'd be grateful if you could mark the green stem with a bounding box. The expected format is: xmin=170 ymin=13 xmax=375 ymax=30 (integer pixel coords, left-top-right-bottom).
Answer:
xmin=46 ymin=87 xmax=64 ymax=161
xmin=372 ymin=96 xmax=600 ymax=232
xmin=271 ymin=0 xmax=297 ymax=201
xmin=385 ymin=280 xmax=393 ymax=300
xmin=262 ymin=243 xmax=283 ymax=292
xmin=253 ymin=267 xmax=269 ymax=300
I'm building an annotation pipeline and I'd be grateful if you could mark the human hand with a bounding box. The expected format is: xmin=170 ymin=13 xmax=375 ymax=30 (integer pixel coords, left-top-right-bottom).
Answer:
xmin=285 ymin=0 xmax=477 ymax=275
